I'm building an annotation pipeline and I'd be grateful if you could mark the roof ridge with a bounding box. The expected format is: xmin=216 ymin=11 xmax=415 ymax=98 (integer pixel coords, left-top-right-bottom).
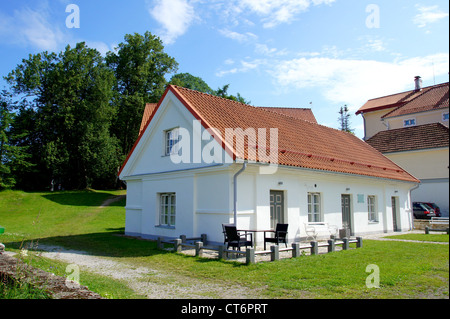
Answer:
xmin=259 ymin=106 xmax=312 ymax=110
xmin=366 ymin=81 xmax=448 ymax=102
xmin=381 ymin=82 xmax=449 ymax=119
xmin=169 ymin=84 xmax=253 ymax=108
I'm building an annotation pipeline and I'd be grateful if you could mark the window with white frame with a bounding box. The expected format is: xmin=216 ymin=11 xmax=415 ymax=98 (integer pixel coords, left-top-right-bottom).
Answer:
xmin=160 ymin=193 xmax=176 ymax=227
xmin=367 ymin=195 xmax=378 ymax=222
xmin=308 ymin=193 xmax=321 ymax=222
xmin=443 ymin=112 xmax=449 ymax=121
xmin=165 ymin=128 xmax=180 ymax=156
xmin=403 ymin=118 xmax=416 ymax=127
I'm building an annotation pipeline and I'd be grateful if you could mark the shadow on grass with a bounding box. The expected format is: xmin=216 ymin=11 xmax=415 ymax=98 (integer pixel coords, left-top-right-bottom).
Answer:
xmin=41 ymin=190 xmax=124 ymax=207
xmin=4 ymin=230 xmax=253 ymax=268
xmin=4 ymin=228 xmax=171 ymax=259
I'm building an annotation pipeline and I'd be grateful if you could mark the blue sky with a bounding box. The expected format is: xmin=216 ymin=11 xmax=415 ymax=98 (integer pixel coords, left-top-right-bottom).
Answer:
xmin=1 ymin=0 xmax=449 ymax=138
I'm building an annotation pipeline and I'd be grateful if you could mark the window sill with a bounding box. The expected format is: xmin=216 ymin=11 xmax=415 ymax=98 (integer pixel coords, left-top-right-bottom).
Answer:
xmin=155 ymin=225 xmax=175 ymax=229
xmin=368 ymin=221 xmax=379 ymax=224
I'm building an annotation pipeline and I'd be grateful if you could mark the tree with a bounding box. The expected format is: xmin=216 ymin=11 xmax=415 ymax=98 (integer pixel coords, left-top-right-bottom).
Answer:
xmin=170 ymin=73 xmax=251 ymax=104
xmin=338 ymin=105 xmax=354 ymax=134
xmin=169 ymin=73 xmax=215 ymax=95
xmin=106 ymin=31 xmax=178 ymax=157
xmin=6 ymin=42 xmax=120 ymax=189
xmin=215 ymin=84 xmax=251 ymax=104
xmin=0 ymin=90 xmax=33 ymax=189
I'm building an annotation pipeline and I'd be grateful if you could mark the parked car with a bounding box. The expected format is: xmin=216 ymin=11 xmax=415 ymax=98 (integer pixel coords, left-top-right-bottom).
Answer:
xmin=413 ymin=202 xmax=436 ymax=219
xmin=423 ymin=202 xmax=441 ymax=217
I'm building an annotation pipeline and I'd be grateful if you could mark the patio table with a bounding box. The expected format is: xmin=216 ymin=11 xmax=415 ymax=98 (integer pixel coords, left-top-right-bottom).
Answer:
xmin=237 ymin=229 xmax=274 ymax=248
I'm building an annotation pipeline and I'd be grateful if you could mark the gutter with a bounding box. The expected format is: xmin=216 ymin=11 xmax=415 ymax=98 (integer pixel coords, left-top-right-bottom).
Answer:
xmin=233 ymin=161 xmax=247 ymax=226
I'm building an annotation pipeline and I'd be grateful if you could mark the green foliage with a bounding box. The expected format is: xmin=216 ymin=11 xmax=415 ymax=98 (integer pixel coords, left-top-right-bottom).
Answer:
xmin=338 ymin=105 xmax=354 ymax=134
xmin=106 ymin=32 xmax=178 ymax=156
xmin=0 ymin=190 xmax=448 ymax=299
xmin=215 ymin=84 xmax=251 ymax=104
xmin=6 ymin=43 xmax=119 ymax=189
xmin=2 ymin=31 xmax=248 ymax=190
xmin=0 ymin=91 xmax=33 ymax=189
xmin=170 ymin=74 xmax=251 ymax=104
xmin=169 ymin=73 xmax=215 ymax=95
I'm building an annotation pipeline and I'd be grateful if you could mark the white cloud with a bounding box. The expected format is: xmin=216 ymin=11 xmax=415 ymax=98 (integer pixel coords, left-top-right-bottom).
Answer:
xmin=413 ymin=5 xmax=449 ymax=28
xmin=216 ymin=59 xmax=266 ymax=77
xmin=239 ymin=0 xmax=335 ymax=28
xmin=219 ymin=29 xmax=258 ymax=43
xmin=149 ymin=0 xmax=196 ymax=44
xmin=270 ymin=53 xmax=449 ymax=110
xmin=0 ymin=6 xmax=65 ymax=51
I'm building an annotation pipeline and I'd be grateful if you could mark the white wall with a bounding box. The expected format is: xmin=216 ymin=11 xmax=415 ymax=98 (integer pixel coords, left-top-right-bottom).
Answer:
xmin=232 ymin=165 xmax=414 ymax=245
xmin=121 ymin=91 xmax=416 ymax=245
xmin=412 ymin=179 xmax=449 ymax=217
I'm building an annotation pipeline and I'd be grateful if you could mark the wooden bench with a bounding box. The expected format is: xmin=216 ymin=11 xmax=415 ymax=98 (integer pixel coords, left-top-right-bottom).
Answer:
xmin=425 ymin=217 xmax=449 ymax=234
xmin=304 ymin=222 xmax=338 ymax=240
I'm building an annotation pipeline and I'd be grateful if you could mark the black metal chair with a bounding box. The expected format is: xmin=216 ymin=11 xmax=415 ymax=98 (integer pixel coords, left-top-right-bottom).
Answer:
xmin=222 ymin=224 xmax=234 ymax=245
xmin=224 ymin=225 xmax=253 ymax=251
xmin=264 ymin=223 xmax=288 ymax=250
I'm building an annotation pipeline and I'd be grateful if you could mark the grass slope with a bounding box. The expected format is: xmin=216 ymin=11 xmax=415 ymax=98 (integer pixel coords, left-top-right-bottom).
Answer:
xmin=0 ymin=190 xmax=448 ymax=299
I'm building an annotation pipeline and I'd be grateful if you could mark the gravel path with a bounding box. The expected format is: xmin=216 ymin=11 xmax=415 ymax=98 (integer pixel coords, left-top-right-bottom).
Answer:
xmin=27 ymin=244 xmax=263 ymax=299
xmin=12 ymin=195 xmax=263 ymax=299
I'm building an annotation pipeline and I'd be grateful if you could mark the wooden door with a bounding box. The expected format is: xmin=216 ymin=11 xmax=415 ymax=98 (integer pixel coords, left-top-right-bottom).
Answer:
xmin=270 ymin=191 xmax=284 ymax=229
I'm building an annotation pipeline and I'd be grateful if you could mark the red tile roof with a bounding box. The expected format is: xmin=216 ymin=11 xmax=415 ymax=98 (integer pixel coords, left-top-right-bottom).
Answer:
xmin=120 ymin=85 xmax=420 ymax=183
xmin=139 ymin=103 xmax=158 ymax=135
xmin=258 ymin=107 xmax=317 ymax=123
xmin=382 ymin=83 xmax=449 ymax=119
xmin=356 ymin=82 xmax=449 ymax=116
xmin=366 ymin=123 xmax=449 ymax=153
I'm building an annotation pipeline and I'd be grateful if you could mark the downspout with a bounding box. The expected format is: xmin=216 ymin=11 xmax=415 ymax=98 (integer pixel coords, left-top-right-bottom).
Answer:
xmin=361 ymin=113 xmax=367 ymax=140
xmin=408 ymin=183 xmax=420 ymax=230
xmin=233 ymin=161 xmax=247 ymax=226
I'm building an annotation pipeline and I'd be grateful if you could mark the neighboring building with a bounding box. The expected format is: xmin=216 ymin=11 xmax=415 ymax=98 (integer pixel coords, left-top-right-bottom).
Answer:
xmin=119 ymin=85 xmax=419 ymax=245
xmin=356 ymin=78 xmax=449 ymax=216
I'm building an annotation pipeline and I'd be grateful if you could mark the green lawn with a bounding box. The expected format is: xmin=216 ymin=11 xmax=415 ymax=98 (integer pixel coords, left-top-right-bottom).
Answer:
xmin=0 ymin=190 xmax=448 ymax=299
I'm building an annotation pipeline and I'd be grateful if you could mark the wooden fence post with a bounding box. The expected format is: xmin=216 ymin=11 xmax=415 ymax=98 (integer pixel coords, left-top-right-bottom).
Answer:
xmin=246 ymin=247 xmax=255 ymax=264
xmin=310 ymin=241 xmax=318 ymax=255
xmin=356 ymin=237 xmax=363 ymax=248
xmin=327 ymin=239 xmax=335 ymax=253
xmin=292 ymin=243 xmax=300 ymax=258
xmin=201 ymin=234 xmax=208 ymax=245
xmin=218 ymin=245 xmax=226 ymax=260
xmin=342 ymin=238 xmax=349 ymax=250
xmin=270 ymin=245 xmax=279 ymax=261
xmin=174 ymin=239 xmax=182 ymax=253
xmin=195 ymin=241 xmax=203 ymax=257
xmin=157 ymin=237 xmax=163 ymax=250
xmin=180 ymin=235 xmax=186 ymax=243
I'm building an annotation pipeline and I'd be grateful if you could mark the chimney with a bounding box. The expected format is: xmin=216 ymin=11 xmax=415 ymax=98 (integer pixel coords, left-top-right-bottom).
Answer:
xmin=414 ymin=76 xmax=422 ymax=91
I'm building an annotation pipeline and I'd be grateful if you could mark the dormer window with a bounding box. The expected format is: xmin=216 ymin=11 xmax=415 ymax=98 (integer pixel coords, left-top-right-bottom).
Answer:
xmin=443 ymin=113 xmax=449 ymax=121
xmin=165 ymin=128 xmax=180 ymax=156
xmin=403 ymin=118 xmax=416 ymax=127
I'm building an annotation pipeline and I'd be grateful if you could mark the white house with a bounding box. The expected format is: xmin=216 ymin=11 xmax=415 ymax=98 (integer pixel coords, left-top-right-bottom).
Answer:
xmin=118 ymin=85 xmax=420 ymax=245
xmin=356 ymin=80 xmax=449 ymax=216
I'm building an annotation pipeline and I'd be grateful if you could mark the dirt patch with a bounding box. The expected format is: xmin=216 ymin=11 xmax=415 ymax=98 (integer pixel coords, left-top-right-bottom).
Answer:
xmin=0 ymin=253 xmax=103 ymax=299
xmin=100 ymin=195 xmax=126 ymax=207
